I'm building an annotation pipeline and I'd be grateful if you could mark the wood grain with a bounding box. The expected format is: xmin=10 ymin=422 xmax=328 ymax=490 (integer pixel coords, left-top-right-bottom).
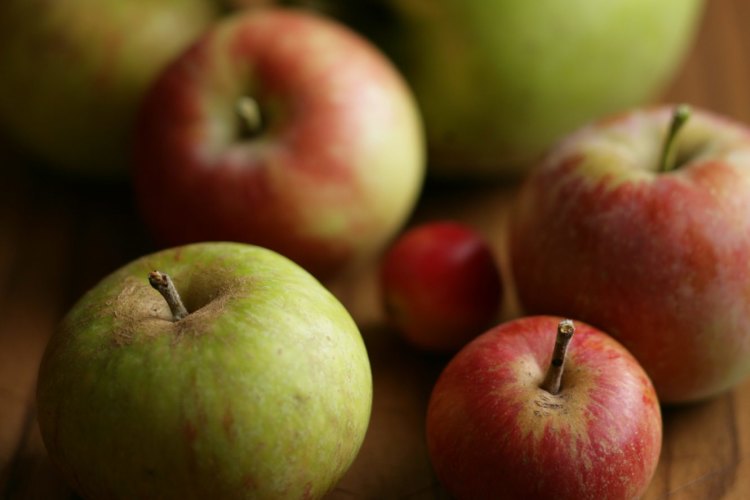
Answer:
xmin=1 ymin=0 xmax=749 ymax=498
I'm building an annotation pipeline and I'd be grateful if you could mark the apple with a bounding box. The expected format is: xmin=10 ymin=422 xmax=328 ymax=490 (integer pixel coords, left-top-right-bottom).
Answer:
xmin=379 ymin=221 xmax=502 ymax=352
xmin=132 ymin=8 xmax=425 ymax=279
xmin=36 ymin=242 xmax=373 ymax=499
xmin=280 ymin=0 xmax=704 ymax=178
xmin=0 ymin=0 xmax=222 ymax=178
xmin=426 ymin=316 xmax=662 ymax=499
xmin=509 ymin=104 xmax=750 ymax=404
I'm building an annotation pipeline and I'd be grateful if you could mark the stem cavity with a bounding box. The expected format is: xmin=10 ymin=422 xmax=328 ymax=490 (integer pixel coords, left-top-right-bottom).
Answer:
xmin=236 ymin=96 xmax=263 ymax=138
xmin=148 ymin=271 xmax=188 ymax=321
xmin=658 ymin=104 xmax=692 ymax=173
xmin=540 ymin=319 xmax=575 ymax=395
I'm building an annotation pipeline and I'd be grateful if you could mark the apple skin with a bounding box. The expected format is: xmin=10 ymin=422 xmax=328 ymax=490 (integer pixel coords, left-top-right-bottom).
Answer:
xmin=280 ymin=0 xmax=704 ymax=178
xmin=36 ymin=242 xmax=373 ymax=499
xmin=380 ymin=221 xmax=502 ymax=352
xmin=0 ymin=0 xmax=222 ymax=178
xmin=509 ymin=105 xmax=750 ymax=404
xmin=426 ymin=316 xmax=662 ymax=499
xmin=132 ymin=8 xmax=425 ymax=279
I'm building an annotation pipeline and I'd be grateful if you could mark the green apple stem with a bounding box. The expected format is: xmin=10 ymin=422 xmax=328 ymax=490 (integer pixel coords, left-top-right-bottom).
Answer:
xmin=658 ymin=104 xmax=692 ymax=173
xmin=540 ymin=319 xmax=575 ymax=395
xmin=236 ymin=96 xmax=263 ymax=138
xmin=148 ymin=271 xmax=188 ymax=321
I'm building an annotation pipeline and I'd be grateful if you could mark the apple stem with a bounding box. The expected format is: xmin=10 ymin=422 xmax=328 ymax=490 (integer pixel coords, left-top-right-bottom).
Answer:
xmin=540 ymin=319 xmax=575 ymax=395
xmin=148 ymin=271 xmax=189 ymax=321
xmin=236 ymin=96 xmax=263 ymax=138
xmin=658 ymin=104 xmax=692 ymax=173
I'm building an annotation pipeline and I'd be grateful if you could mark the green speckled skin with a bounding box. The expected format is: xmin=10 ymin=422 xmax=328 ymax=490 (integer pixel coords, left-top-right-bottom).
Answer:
xmin=37 ymin=242 xmax=372 ymax=499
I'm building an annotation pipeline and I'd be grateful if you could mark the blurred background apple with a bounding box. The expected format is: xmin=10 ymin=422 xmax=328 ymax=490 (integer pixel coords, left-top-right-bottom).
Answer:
xmin=133 ymin=8 xmax=425 ymax=279
xmin=0 ymin=0 xmax=223 ymax=179
xmin=270 ymin=0 xmax=705 ymax=179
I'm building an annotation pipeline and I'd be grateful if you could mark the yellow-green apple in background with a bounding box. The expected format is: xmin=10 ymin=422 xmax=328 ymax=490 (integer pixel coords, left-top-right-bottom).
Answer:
xmin=510 ymin=105 xmax=750 ymax=404
xmin=0 ymin=0 xmax=223 ymax=178
xmin=426 ymin=317 xmax=662 ymax=499
xmin=36 ymin=242 xmax=373 ymax=499
xmin=271 ymin=0 xmax=704 ymax=178
xmin=132 ymin=8 xmax=425 ymax=279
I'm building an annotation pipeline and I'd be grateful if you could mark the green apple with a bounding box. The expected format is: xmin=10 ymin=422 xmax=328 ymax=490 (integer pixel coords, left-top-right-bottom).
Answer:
xmin=36 ymin=242 xmax=372 ymax=498
xmin=0 ymin=0 xmax=221 ymax=178
xmin=292 ymin=0 xmax=705 ymax=178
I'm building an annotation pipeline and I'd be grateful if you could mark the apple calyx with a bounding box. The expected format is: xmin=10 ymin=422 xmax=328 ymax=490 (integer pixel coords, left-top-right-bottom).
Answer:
xmin=540 ymin=319 xmax=575 ymax=395
xmin=236 ymin=96 xmax=264 ymax=139
xmin=658 ymin=104 xmax=692 ymax=173
xmin=148 ymin=270 xmax=189 ymax=321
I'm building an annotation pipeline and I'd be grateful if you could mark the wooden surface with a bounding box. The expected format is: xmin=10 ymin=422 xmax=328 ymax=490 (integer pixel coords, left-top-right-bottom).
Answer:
xmin=2 ymin=0 xmax=750 ymax=498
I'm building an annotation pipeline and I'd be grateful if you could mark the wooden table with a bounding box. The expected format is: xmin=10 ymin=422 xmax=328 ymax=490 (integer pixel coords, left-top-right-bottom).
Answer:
xmin=2 ymin=0 xmax=749 ymax=498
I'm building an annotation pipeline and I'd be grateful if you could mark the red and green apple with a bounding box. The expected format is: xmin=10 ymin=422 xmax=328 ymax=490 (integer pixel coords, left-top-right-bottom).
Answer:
xmin=426 ymin=316 xmax=662 ymax=499
xmin=510 ymin=104 xmax=750 ymax=404
xmin=132 ymin=8 xmax=425 ymax=279
xmin=36 ymin=242 xmax=373 ymax=499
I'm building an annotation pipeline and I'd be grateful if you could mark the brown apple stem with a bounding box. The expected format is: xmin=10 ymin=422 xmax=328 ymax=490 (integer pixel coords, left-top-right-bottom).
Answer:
xmin=658 ymin=104 xmax=691 ymax=173
xmin=540 ymin=319 xmax=575 ymax=395
xmin=236 ymin=96 xmax=263 ymax=137
xmin=148 ymin=271 xmax=188 ymax=321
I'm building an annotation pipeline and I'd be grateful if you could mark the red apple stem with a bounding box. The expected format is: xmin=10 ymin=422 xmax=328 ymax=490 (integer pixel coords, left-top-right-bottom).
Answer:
xmin=236 ymin=96 xmax=263 ymax=137
xmin=540 ymin=319 xmax=575 ymax=395
xmin=658 ymin=104 xmax=691 ymax=173
xmin=148 ymin=271 xmax=188 ymax=321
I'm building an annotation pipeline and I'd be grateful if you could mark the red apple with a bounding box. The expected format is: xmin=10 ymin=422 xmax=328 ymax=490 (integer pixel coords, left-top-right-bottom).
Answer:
xmin=510 ymin=105 xmax=750 ymax=404
xmin=132 ymin=8 xmax=425 ymax=279
xmin=379 ymin=221 xmax=503 ymax=352
xmin=426 ymin=316 xmax=662 ymax=499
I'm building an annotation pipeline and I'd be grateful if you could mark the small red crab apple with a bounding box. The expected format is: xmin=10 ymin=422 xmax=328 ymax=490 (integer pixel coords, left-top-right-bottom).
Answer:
xmin=426 ymin=316 xmax=662 ymax=499
xmin=379 ymin=221 xmax=503 ymax=352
